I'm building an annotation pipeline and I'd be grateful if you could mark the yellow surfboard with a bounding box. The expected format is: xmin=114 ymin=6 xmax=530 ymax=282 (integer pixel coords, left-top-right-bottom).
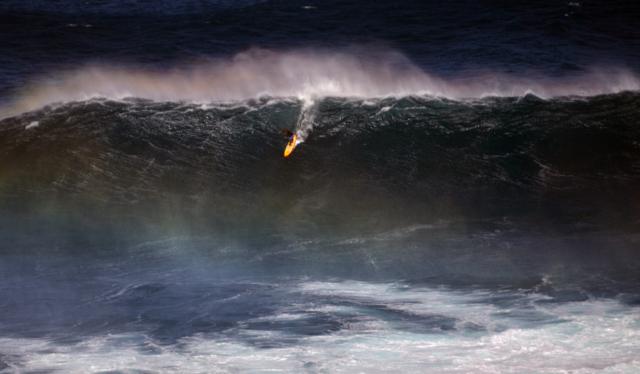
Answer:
xmin=283 ymin=134 xmax=299 ymax=157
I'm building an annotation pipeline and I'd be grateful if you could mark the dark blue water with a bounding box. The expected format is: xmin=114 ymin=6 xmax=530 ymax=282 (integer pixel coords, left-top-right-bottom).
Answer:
xmin=1 ymin=1 xmax=639 ymax=93
xmin=1 ymin=1 xmax=640 ymax=372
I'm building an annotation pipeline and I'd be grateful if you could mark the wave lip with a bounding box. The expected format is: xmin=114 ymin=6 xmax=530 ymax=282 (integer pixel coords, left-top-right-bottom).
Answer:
xmin=2 ymin=47 xmax=640 ymax=118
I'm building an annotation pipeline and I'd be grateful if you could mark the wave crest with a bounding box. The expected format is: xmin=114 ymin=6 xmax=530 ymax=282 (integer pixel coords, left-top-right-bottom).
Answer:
xmin=2 ymin=47 xmax=640 ymax=118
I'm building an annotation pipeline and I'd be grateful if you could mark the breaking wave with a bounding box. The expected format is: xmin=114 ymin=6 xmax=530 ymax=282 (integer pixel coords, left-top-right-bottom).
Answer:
xmin=2 ymin=48 xmax=639 ymax=118
xmin=2 ymin=91 xmax=640 ymax=240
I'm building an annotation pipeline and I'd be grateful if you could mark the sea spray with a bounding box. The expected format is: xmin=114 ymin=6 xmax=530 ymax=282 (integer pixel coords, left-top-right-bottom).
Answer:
xmin=2 ymin=48 xmax=639 ymax=119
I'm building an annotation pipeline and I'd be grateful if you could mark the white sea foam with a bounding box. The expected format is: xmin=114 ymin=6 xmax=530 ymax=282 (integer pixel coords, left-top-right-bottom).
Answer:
xmin=24 ymin=121 xmax=39 ymax=130
xmin=1 ymin=281 xmax=639 ymax=373
xmin=2 ymin=48 xmax=639 ymax=118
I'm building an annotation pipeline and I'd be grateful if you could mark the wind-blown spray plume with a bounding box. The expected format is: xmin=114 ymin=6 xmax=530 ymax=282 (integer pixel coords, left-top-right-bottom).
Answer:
xmin=2 ymin=48 xmax=639 ymax=118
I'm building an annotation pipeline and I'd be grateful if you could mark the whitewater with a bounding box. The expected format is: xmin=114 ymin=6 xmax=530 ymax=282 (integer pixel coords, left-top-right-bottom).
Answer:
xmin=2 ymin=48 xmax=640 ymax=119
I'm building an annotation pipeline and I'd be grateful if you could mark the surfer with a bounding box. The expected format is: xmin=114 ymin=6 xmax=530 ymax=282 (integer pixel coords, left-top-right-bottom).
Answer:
xmin=282 ymin=129 xmax=294 ymax=139
xmin=282 ymin=129 xmax=299 ymax=157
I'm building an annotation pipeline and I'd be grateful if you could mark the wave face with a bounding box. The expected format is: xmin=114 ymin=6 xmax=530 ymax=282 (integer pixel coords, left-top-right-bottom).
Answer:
xmin=3 ymin=49 xmax=640 ymax=118
xmin=2 ymin=92 xmax=640 ymax=236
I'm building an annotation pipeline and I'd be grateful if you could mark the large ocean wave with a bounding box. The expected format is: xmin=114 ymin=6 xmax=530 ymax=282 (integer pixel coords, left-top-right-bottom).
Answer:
xmin=3 ymin=2 xmax=640 ymax=372
xmin=2 ymin=91 xmax=640 ymax=241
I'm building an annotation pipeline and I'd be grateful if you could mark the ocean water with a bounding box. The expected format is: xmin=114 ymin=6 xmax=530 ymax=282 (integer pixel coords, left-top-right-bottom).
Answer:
xmin=1 ymin=1 xmax=640 ymax=372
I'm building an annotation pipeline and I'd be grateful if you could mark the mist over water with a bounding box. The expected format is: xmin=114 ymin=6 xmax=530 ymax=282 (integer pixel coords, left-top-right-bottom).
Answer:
xmin=3 ymin=48 xmax=640 ymax=118
xmin=1 ymin=0 xmax=640 ymax=372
